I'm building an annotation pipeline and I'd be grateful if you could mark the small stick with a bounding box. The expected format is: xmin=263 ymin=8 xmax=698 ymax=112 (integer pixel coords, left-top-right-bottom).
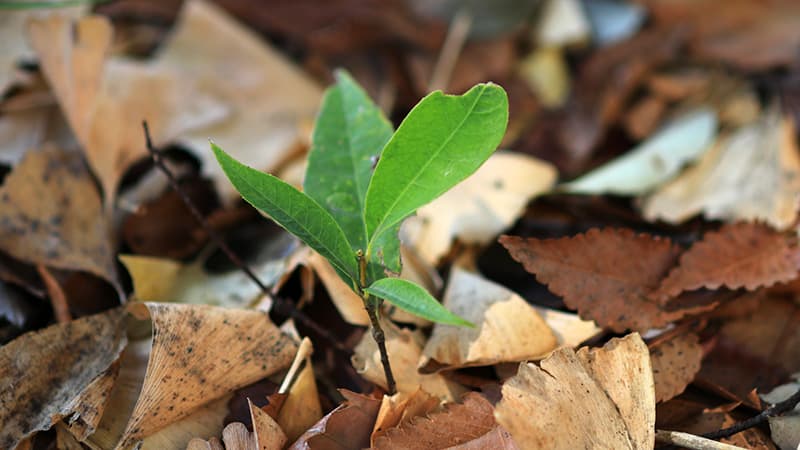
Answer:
xmin=357 ymin=250 xmax=396 ymax=394
xmin=656 ymin=430 xmax=745 ymax=450
xmin=703 ymin=387 xmax=800 ymax=440
xmin=141 ymin=122 xmax=350 ymax=354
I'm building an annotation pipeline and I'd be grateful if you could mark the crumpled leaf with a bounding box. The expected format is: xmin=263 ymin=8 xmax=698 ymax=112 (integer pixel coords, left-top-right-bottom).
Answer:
xmin=110 ymin=303 xmax=296 ymax=448
xmin=562 ymin=108 xmax=717 ymax=195
xmin=420 ymin=268 xmax=558 ymax=371
xmin=656 ymin=223 xmax=800 ymax=301
xmin=290 ymin=390 xmax=381 ymax=450
xmin=402 ymin=152 xmax=556 ymax=265
xmin=494 ymin=333 xmax=655 ymax=450
xmin=0 ymin=145 xmax=120 ymax=295
xmin=650 ymin=332 xmax=703 ymax=403
xmin=252 ymin=398 xmax=289 ymax=450
xmin=153 ymin=0 xmax=323 ymax=202
xmin=501 ymin=229 xmax=697 ymax=332
xmin=374 ymin=392 xmax=514 ymax=449
xmin=0 ymin=307 xmax=127 ymax=449
xmin=643 ymin=109 xmax=800 ymax=229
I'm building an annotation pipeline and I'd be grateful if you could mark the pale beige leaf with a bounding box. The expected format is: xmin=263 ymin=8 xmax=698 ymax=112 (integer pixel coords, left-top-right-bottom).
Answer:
xmin=141 ymin=395 xmax=230 ymax=450
xmin=221 ymin=422 xmax=256 ymax=450
xmin=494 ymin=333 xmax=655 ymax=450
xmin=275 ymin=338 xmax=322 ymax=443
xmin=0 ymin=307 xmax=127 ymax=449
xmin=532 ymin=306 xmax=601 ymax=350
xmin=250 ymin=399 xmax=287 ymax=450
xmin=371 ymin=389 xmax=441 ymax=445
xmin=352 ymin=317 xmax=465 ymax=401
xmin=421 ymin=268 xmax=558 ymax=371
xmin=643 ymin=109 xmax=800 ymax=229
xmin=402 ymin=152 xmax=556 ymax=265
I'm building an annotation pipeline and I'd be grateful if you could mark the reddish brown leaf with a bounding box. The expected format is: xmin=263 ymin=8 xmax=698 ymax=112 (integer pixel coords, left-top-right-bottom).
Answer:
xmin=500 ymin=229 xmax=684 ymax=332
xmin=289 ymin=390 xmax=381 ymax=450
xmin=373 ymin=392 xmax=505 ymax=450
xmin=650 ymin=332 xmax=703 ymax=403
xmin=656 ymin=223 xmax=800 ymax=301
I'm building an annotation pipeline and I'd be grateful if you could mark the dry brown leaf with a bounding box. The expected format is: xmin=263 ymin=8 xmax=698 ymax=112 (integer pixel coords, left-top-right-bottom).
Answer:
xmin=656 ymin=223 xmax=800 ymax=301
xmin=153 ymin=0 xmax=323 ymax=202
xmin=64 ymin=359 xmax=121 ymax=441
xmin=373 ymin=392 xmax=510 ymax=450
xmin=401 ymin=152 xmax=557 ymax=265
xmin=113 ymin=303 xmax=296 ymax=448
xmin=140 ymin=395 xmax=230 ymax=450
xmin=532 ymin=306 xmax=601 ymax=351
xmin=0 ymin=307 xmax=127 ymax=449
xmin=421 ymin=268 xmax=558 ymax=371
xmin=371 ymin=389 xmax=441 ymax=445
xmin=494 ymin=333 xmax=655 ymax=450
xmin=643 ymin=110 xmax=800 ymax=229
xmin=352 ymin=317 xmax=465 ymax=401
xmin=0 ymin=145 xmax=120 ymax=295
xmin=501 ymin=229 xmax=687 ymax=332
xmin=289 ymin=390 xmax=381 ymax=450
xmin=250 ymin=398 xmax=288 ymax=450
xmin=650 ymin=332 xmax=703 ymax=403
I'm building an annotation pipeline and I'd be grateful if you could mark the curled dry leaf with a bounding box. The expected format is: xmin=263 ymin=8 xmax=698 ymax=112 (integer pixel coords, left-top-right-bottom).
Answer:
xmin=250 ymin=398 xmax=288 ymax=450
xmin=643 ymin=110 xmax=800 ymax=229
xmin=274 ymin=338 xmax=323 ymax=443
xmin=421 ymin=268 xmax=558 ymax=371
xmin=373 ymin=392 xmax=514 ymax=450
xmin=650 ymin=332 xmax=703 ymax=403
xmin=501 ymin=229 xmax=688 ymax=332
xmin=494 ymin=333 xmax=655 ymax=450
xmin=352 ymin=317 xmax=465 ymax=401
xmin=115 ymin=303 xmax=297 ymax=448
xmin=64 ymin=359 xmax=121 ymax=441
xmin=656 ymin=223 xmax=800 ymax=302
xmin=0 ymin=307 xmax=127 ymax=449
xmin=402 ymin=152 xmax=557 ymax=265
xmin=290 ymin=390 xmax=382 ymax=450
xmin=0 ymin=145 xmax=120 ymax=295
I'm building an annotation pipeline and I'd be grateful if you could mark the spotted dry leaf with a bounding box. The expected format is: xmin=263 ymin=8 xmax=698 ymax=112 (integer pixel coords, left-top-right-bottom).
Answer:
xmin=656 ymin=223 xmax=800 ymax=302
xmin=650 ymin=332 xmax=703 ymax=403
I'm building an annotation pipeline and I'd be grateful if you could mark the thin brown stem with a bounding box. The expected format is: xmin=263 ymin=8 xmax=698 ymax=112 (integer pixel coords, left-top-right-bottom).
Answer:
xmin=703 ymin=387 xmax=800 ymax=440
xmin=141 ymin=121 xmax=350 ymax=355
xmin=357 ymin=250 xmax=396 ymax=394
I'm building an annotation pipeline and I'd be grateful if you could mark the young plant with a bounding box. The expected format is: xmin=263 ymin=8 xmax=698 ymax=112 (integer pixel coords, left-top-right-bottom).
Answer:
xmin=213 ymin=70 xmax=508 ymax=393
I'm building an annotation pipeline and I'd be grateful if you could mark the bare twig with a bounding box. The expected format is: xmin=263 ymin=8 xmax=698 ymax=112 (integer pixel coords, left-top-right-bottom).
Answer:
xmin=141 ymin=121 xmax=350 ymax=354
xmin=703 ymin=387 xmax=800 ymax=440
xmin=656 ymin=430 xmax=745 ymax=450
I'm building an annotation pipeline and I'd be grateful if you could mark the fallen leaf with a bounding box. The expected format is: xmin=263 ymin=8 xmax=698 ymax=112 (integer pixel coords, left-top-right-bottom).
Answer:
xmin=289 ymin=390 xmax=381 ymax=450
xmin=63 ymin=359 xmax=121 ymax=441
xmin=371 ymin=389 xmax=441 ymax=445
xmin=532 ymin=306 xmax=601 ymax=350
xmin=0 ymin=145 xmax=120 ymax=295
xmin=275 ymin=338 xmax=323 ymax=443
xmin=643 ymin=109 xmax=800 ymax=229
xmin=494 ymin=333 xmax=655 ymax=450
xmin=501 ymin=229 xmax=687 ymax=332
xmin=650 ymin=332 xmax=703 ymax=403
xmin=562 ymin=107 xmax=717 ymax=195
xmin=251 ymin=398 xmax=288 ymax=450
xmin=0 ymin=307 xmax=127 ymax=449
xmin=656 ymin=223 xmax=800 ymax=301
xmin=153 ymin=0 xmax=323 ymax=202
xmin=141 ymin=395 xmax=230 ymax=450
xmin=420 ymin=268 xmax=558 ymax=371
xmin=535 ymin=0 xmax=591 ymax=47
xmin=518 ymin=46 xmax=570 ymax=109
xmin=402 ymin=152 xmax=557 ymax=265
xmin=373 ymin=392 xmax=511 ymax=449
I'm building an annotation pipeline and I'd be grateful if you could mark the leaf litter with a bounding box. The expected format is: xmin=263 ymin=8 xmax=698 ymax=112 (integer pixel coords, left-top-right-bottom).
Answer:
xmin=4 ymin=0 xmax=800 ymax=448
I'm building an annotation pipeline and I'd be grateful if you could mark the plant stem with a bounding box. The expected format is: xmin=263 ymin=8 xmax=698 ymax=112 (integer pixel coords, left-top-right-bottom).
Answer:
xmin=357 ymin=250 xmax=397 ymax=394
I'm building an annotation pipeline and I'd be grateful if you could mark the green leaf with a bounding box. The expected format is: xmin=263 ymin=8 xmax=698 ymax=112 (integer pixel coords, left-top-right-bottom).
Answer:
xmin=304 ymin=70 xmax=394 ymax=254
xmin=364 ymin=83 xmax=508 ymax=255
xmin=365 ymin=278 xmax=474 ymax=327
xmin=212 ymin=143 xmax=358 ymax=282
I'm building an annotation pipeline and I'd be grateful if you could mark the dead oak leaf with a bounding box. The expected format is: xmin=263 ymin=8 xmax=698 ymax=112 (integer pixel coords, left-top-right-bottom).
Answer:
xmin=656 ymin=223 xmax=800 ymax=301
xmin=500 ymin=229 xmax=684 ymax=332
xmin=650 ymin=332 xmax=703 ymax=403
xmin=373 ymin=392 xmax=515 ymax=450
xmin=494 ymin=333 xmax=655 ymax=450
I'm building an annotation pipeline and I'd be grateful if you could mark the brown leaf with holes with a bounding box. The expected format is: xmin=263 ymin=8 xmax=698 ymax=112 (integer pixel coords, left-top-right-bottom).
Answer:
xmin=289 ymin=390 xmax=382 ymax=450
xmin=650 ymin=332 xmax=703 ymax=403
xmin=374 ymin=392 xmax=515 ymax=450
xmin=500 ymin=229 xmax=691 ymax=332
xmin=656 ymin=223 xmax=800 ymax=302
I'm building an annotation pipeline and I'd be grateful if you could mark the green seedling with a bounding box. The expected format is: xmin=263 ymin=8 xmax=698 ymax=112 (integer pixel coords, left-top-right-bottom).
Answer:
xmin=213 ymin=70 xmax=508 ymax=393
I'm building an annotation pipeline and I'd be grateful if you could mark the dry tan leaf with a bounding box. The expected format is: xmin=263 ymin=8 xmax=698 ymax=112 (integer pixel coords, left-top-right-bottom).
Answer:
xmin=221 ymin=422 xmax=256 ymax=450
xmin=518 ymin=46 xmax=570 ymax=109
xmin=371 ymin=389 xmax=441 ymax=445
xmin=0 ymin=307 xmax=127 ymax=449
xmin=650 ymin=332 xmax=703 ymax=403
xmin=113 ymin=303 xmax=296 ymax=448
xmin=0 ymin=145 xmax=120 ymax=294
xmin=532 ymin=306 xmax=601 ymax=351
xmin=643 ymin=110 xmax=800 ymax=229
xmin=290 ymin=390 xmax=381 ymax=450
xmin=352 ymin=317 xmax=465 ymax=401
xmin=402 ymin=152 xmax=556 ymax=265
xmin=251 ymin=399 xmax=288 ymax=450
xmin=656 ymin=223 xmax=800 ymax=301
xmin=275 ymin=338 xmax=323 ymax=443
xmin=421 ymin=268 xmax=558 ymax=371
xmin=447 ymin=426 xmax=519 ymax=450
xmin=141 ymin=395 xmax=230 ymax=450
xmin=494 ymin=333 xmax=655 ymax=450
xmin=153 ymin=0 xmax=323 ymax=202
xmin=373 ymin=392 xmax=506 ymax=450
xmin=64 ymin=359 xmax=121 ymax=441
